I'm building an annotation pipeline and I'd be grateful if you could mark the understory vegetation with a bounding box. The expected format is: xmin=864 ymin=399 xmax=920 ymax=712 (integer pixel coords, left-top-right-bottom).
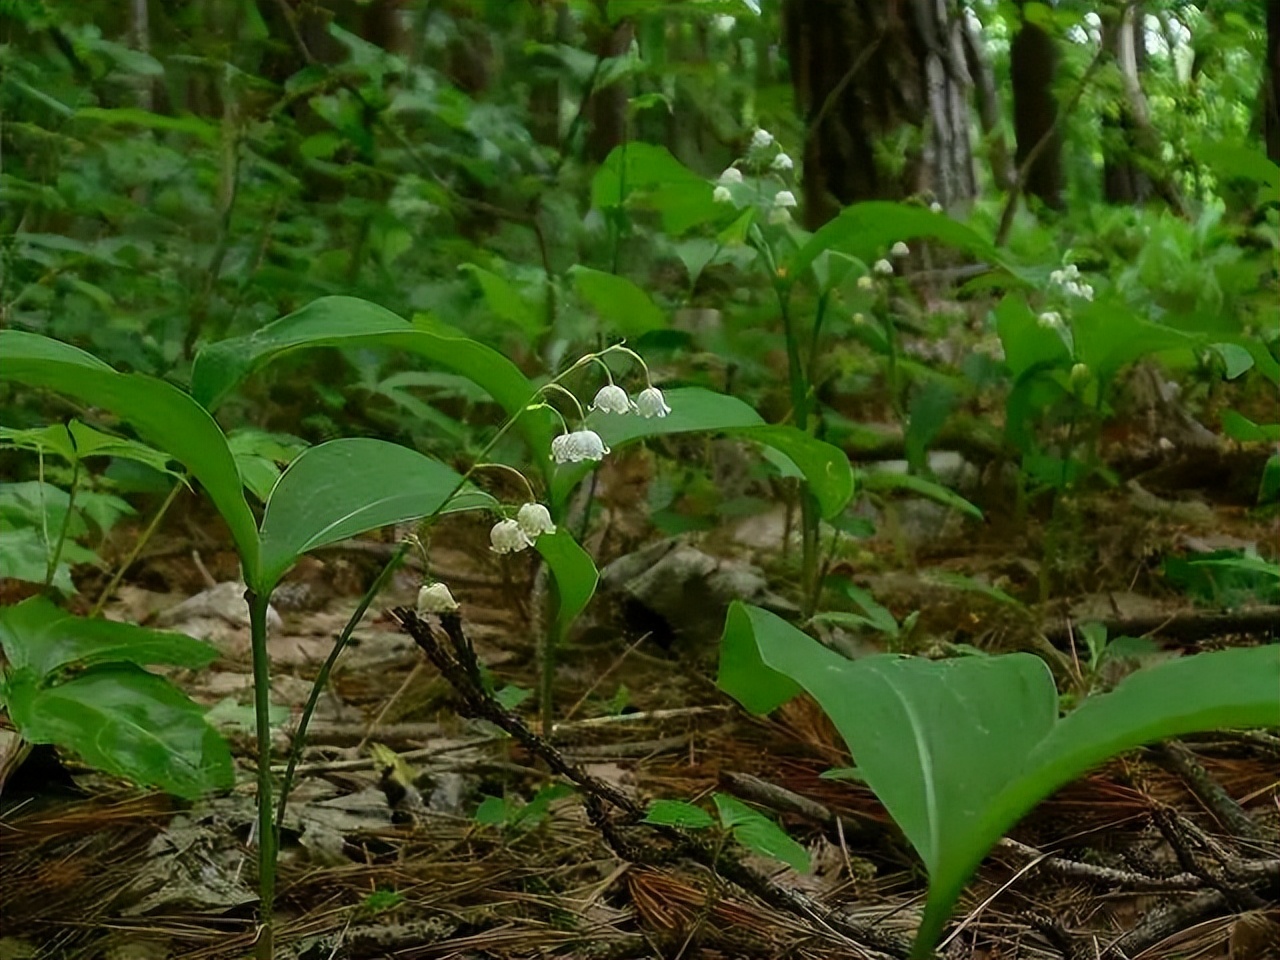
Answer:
xmin=1 ymin=2 xmax=1278 ymax=959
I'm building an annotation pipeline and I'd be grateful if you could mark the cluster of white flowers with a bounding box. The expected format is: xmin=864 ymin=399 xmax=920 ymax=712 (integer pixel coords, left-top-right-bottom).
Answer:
xmin=1049 ymin=264 xmax=1094 ymax=301
xmin=713 ymin=126 xmax=796 ymax=217
xmin=490 ymin=501 xmax=557 ymax=556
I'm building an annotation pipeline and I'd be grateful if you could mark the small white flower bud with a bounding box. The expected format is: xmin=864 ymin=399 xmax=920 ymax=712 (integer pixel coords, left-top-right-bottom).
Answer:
xmin=551 ymin=430 xmax=609 ymax=464
xmin=890 ymin=241 xmax=910 ymax=258
xmin=773 ymin=189 xmax=797 ymax=208
xmin=873 ymin=258 xmax=894 ymax=276
xmin=930 ymin=201 xmax=943 ymax=213
xmin=1070 ymin=362 xmax=1090 ymax=386
xmin=590 ymin=383 xmax=634 ymax=414
xmin=635 ymin=385 xmax=671 ymax=419
xmin=718 ymin=167 xmax=744 ymax=185
xmin=417 ymin=581 xmax=459 ymax=615
xmin=852 ymin=312 xmax=866 ymax=325
xmin=1038 ymin=311 xmax=1063 ymax=329
xmin=713 ymin=13 xmax=736 ymax=33
xmin=516 ymin=502 xmax=556 ymax=539
xmin=713 ymin=185 xmax=733 ymax=204
xmin=490 ymin=518 xmax=533 ymax=554
xmin=857 ymin=275 xmax=875 ymax=290
xmin=750 ymin=128 xmax=774 ymax=151
xmin=768 ymin=208 xmax=792 ymax=225
xmin=771 ymin=152 xmax=793 ymax=172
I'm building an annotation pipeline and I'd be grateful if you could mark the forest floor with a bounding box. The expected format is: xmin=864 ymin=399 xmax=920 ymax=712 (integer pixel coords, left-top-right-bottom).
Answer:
xmin=1 ymin=435 xmax=1278 ymax=960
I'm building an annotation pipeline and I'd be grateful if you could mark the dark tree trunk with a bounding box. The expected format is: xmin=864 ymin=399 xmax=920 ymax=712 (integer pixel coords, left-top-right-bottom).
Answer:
xmin=784 ymin=0 xmax=975 ymax=229
xmin=1266 ymin=0 xmax=1280 ymax=162
xmin=1009 ymin=2 xmax=1063 ymax=209
xmin=1101 ymin=6 xmax=1151 ymax=204
xmin=585 ymin=18 xmax=634 ymax=162
xmin=962 ymin=11 xmax=1014 ymax=191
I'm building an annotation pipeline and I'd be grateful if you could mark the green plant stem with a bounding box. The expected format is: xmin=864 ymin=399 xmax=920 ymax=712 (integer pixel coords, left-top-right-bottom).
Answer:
xmin=90 ymin=479 xmax=184 ymax=618
xmin=274 ymin=542 xmax=408 ymax=834
xmin=777 ymin=284 xmax=822 ymax=617
xmin=43 ymin=456 xmax=80 ymax=591
xmin=247 ymin=589 xmax=277 ymax=960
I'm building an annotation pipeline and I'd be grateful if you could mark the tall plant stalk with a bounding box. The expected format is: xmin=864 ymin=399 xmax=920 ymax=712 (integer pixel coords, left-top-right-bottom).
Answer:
xmin=247 ymin=589 xmax=277 ymax=960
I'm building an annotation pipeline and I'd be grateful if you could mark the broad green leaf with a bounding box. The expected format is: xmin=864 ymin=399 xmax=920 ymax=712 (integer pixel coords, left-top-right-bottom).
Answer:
xmin=533 ymin=528 xmax=599 ymax=637
xmin=1072 ymin=303 xmax=1200 ymax=383
xmin=713 ymin=792 xmax=811 ymax=873
xmin=858 ymin=469 xmax=983 ymax=520
xmin=190 ymin=296 xmax=555 ymax=465
xmin=227 ymin=429 xmax=308 ymax=502
xmin=5 ymin=664 xmax=233 ymax=800
xmin=257 ymin=438 xmax=496 ymax=591
xmin=1221 ymin=410 xmax=1280 ymax=443
xmin=718 ymin=602 xmax=1280 ymax=958
xmin=459 ymin=264 xmax=544 ymax=337
xmin=1211 ymin=342 xmax=1255 ymax=379
xmin=995 ymin=295 xmax=1069 ymax=380
xmin=0 ymin=420 xmax=179 ymax=477
xmin=0 ymin=596 xmax=218 ymax=678
xmin=788 ymin=202 xmax=1021 ymax=283
xmin=0 ymin=331 xmax=258 ymax=576
xmin=570 ymin=266 xmax=666 ymax=337
xmin=592 ymin=142 xmax=718 ymax=235
xmin=745 ymin=425 xmax=853 ymax=520
xmin=553 ymin=388 xmax=852 ymax=519
xmin=644 ymin=799 xmax=716 ymax=829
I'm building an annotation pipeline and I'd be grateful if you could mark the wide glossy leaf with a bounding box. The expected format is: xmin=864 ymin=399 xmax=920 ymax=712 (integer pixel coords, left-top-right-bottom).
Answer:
xmin=553 ymin=388 xmax=852 ymax=518
xmin=5 ymin=663 xmax=234 ymax=800
xmin=0 ymin=420 xmax=179 ymax=477
xmin=570 ymin=266 xmax=666 ymax=336
xmin=1072 ymin=302 xmax=1200 ymax=383
xmin=0 ymin=596 xmax=218 ymax=678
xmin=459 ymin=263 xmax=544 ymax=337
xmin=0 ymin=331 xmax=258 ymax=574
xmin=533 ymin=528 xmax=599 ymax=636
xmin=190 ymin=296 xmax=555 ymax=463
xmin=744 ymin=425 xmax=853 ymax=520
xmin=788 ymin=202 xmax=1021 ymax=282
xmin=592 ymin=143 xmax=718 ymax=235
xmin=718 ymin=602 xmax=1280 ymax=958
xmin=257 ymin=438 xmax=496 ymax=591
xmin=995 ymin=295 xmax=1070 ymax=380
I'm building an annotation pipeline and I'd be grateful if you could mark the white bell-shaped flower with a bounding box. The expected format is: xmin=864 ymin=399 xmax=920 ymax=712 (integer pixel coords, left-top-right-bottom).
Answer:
xmin=771 ymin=152 xmax=793 ymax=172
xmin=516 ymin=502 xmax=556 ymax=539
xmin=930 ymin=201 xmax=943 ymax=213
xmin=713 ymin=185 xmax=733 ymax=204
xmin=416 ymin=581 xmax=459 ymax=615
xmin=590 ymin=383 xmax=634 ymax=414
xmin=890 ymin=241 xmax=910 ymax=258
xmin=718 ymin=167 xmax=743 ymax=185
xmin=773 ymin=189 xmax=798 ymax=208
xmin=490 ymin=518 xmax=533 ymax=554
xmin=750 ymin=128 xmax=774 ymax=151
xmin=635 ymin=385 xmax=671 ymax=419
xmin=1038 ymin=311 xmax=1063 ymax=330
xmin=551 ymin=430 xmax=609 ymax=464
xmin=873 ymin=258 xmax=894 ymax=276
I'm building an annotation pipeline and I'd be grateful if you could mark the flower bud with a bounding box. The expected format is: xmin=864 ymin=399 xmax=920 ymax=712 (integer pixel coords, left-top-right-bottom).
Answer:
xmin=417 ymin=581 xmax=459 ymax=615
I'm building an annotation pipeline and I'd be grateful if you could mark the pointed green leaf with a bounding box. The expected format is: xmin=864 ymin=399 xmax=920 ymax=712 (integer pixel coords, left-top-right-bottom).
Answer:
xmin=459 ymin=263 xmax=544 ymax=337
xmin=257 ymin=438 xmax=496 ymax=591
xmin=713 ymin=792 xmax=811 ymax=873
xmin=718 ymin=603 xmax=1280 ymax=958
xmin=644 ymin=799 xmax=716 ymax=830
xmin=533 ymin=528 xmax=599 ymax=636
xmin=0 ymin=596 xmax=218 ymax=678
xmin=191 ymin=296 xmax=555 ymax=464
xmin=5 ymin=663 xmax=233 ymax=800
xmin=0 ymin=331 xmax=258 ymax=576
xmin=570 ymin=266 xmax=666 ymax=337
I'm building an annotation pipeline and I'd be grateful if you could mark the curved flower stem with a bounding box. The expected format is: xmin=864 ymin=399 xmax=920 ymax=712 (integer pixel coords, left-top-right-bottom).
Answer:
xmin=540 ymin=381 xmax=587 ymax=423
xmin=471 ymin=462 xmax=537 ymax=504
xmin=274 ymin=541 xmax=409 ymax=836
